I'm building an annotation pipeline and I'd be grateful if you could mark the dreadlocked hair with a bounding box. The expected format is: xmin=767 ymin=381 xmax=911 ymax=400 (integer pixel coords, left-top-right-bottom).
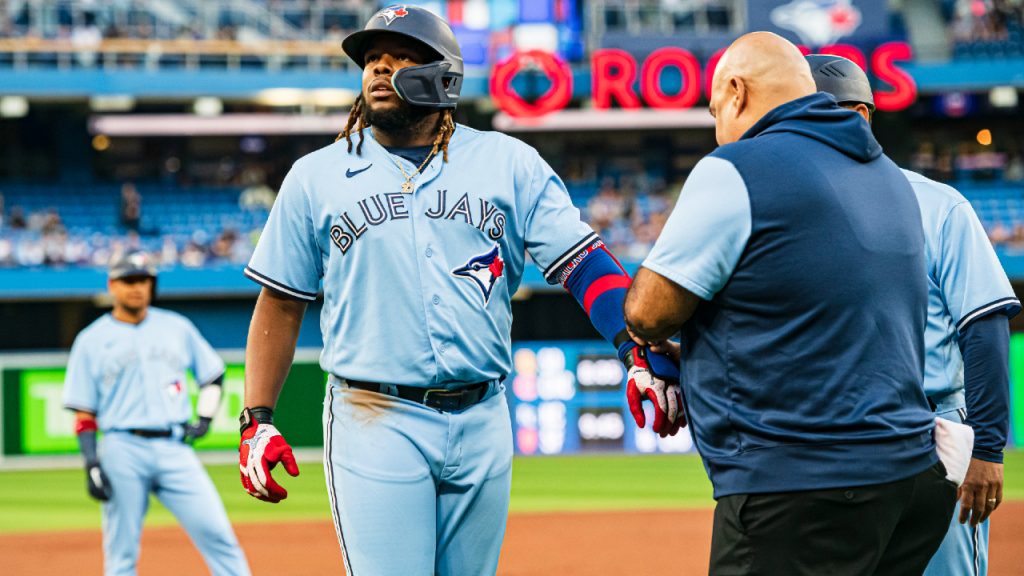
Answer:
xmin=336 ymin=94 xmax=367 ymax=155
xmin=335 ymin=95 xmax=457 ymax=163
xmin=431 ymin=109 xmax=456 ymax=163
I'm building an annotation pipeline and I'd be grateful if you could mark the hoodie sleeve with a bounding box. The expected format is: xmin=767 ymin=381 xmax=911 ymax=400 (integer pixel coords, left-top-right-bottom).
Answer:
xmin=642 ymin=157 xmax=751 ymax=300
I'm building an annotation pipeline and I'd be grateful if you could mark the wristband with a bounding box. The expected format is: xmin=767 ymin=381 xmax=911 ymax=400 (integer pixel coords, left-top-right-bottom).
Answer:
xmin=239 ymin=406 xmax=274 ymax=434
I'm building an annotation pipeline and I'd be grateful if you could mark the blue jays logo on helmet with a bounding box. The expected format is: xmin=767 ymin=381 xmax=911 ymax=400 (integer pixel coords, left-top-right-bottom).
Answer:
xmin=378 ymin=5 xmax=410 ymax=26
xmin=452 ymin=244 xmax=504 ymax=305
xmin=770 ymin=0 xmax=862 ymax=47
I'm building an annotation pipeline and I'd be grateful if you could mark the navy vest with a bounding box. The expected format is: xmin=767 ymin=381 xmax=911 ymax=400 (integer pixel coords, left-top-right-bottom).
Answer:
xmin=683 ymin=94 xmax=937 ymax=497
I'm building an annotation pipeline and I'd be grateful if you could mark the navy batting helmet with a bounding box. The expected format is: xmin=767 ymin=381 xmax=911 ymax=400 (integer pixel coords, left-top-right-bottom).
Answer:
xmin=806 ymin=54 xmax=875 ymax=111
xmin=108 ymin=250 xmax=157 ymax=280
xmin=342 ymin=5 xmax=463 ymax=109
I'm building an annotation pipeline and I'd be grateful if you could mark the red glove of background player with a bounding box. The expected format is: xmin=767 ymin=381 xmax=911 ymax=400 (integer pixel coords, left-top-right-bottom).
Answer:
xmin=239 ymin=412 xmax=299 ymax=503
xmin=624 ymin=346 xmax=685 ymax=437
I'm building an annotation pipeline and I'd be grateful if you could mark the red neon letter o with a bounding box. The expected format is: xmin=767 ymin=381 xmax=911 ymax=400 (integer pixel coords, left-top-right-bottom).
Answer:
xmin=640 ymin=47 xmax=701 ymax=109
xmin=490 ymin=50 xmax=573 ymax=118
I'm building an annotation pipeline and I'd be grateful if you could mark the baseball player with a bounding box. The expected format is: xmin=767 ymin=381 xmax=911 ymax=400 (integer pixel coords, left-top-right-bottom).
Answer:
xmin=63 ymin=251 xmax=250 ymax=576
xmin=807 ymin=54 xmax=1021 ymax=576
xmin=237 ymin=6 xmax=681 ymax=575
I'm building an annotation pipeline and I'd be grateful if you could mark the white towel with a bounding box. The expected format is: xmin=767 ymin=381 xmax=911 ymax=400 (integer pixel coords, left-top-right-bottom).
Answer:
xmin=933 ymin=416 xmax=974 ymax=486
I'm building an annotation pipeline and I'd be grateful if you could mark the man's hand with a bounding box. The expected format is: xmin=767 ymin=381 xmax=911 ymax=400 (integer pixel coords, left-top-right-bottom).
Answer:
xmin=184 ymin=417 xmax=212 ymax=444
xmin=650 ymin=340 xmax=682 ymax=364
xmin=85 ymin=462 xmax=112 ymax=501
xmin=239 ymin=409 xmax=299 ymax=503
xmin=958 ymin=458 xmax=1003 ymax=526
xmin=624 ymin=346 xmax=685 ymax=437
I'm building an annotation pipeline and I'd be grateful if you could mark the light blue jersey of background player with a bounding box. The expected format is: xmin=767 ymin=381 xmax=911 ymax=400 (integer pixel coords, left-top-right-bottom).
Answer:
xmin=807 ymin=54 xmax=1021 ymax=576
xmin=906 ymin=168 xmax=1020 ymax=576
xmin=63 ymin=251 xmax=250 ymax=576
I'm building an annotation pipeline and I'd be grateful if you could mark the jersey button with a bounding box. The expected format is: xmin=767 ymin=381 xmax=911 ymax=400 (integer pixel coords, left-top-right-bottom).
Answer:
xmin=425 ymin=247 xmax=433 ymax=258
xmin=432 ymin=295 xmax=440 ymax=305
xmin=439 ymin=343 xmax=447 ymax=354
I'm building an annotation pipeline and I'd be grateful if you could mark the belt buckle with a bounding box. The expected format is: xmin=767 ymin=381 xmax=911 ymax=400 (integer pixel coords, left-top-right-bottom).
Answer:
xmin=422 ymin=388 xmax=462 ymax=412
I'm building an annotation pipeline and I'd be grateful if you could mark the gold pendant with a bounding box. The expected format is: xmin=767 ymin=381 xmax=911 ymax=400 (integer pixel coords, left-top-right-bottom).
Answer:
xmin=401 ymin=181 xmax=414 ymax=193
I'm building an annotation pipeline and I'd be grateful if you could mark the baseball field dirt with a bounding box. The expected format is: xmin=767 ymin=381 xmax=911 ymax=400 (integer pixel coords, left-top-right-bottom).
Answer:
xmin=5 ymin=502 xmax=1024 ymax=575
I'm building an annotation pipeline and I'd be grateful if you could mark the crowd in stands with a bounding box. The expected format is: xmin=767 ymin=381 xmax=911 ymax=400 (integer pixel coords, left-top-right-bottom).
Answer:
xmin=4 ymin=132 xmax=1024 ymax=270
xmin=0 ymin=186 xmax=267 ymax=269
xmin=909 ymin=137 xmax=1024 ymax=248
xmin=3 ymin=1 xmax=365 ymax=44
xmin=948 ymin=0 xmax=1024 ymax=57
xmin=909 ymin=142 xmax=1024 ymax=183
xmin=578 ymin=177 xmax=675 ymax=262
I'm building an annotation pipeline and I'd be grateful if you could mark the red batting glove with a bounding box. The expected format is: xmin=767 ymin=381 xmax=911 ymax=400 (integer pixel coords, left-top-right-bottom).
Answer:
xmin=239 ymin=409 xmax=299 ymax=503
xmin=624 ymin=346 xmax=685 ymax=437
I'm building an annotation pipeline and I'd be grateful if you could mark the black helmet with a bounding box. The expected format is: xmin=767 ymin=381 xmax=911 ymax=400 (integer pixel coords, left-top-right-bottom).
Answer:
xmin=342 ymin=5 xmax=463 ymax=109
xmin=108 ymin=250 xmax=157 ymax=280
xmin=806 ymin=54 xmax=875 ymax=111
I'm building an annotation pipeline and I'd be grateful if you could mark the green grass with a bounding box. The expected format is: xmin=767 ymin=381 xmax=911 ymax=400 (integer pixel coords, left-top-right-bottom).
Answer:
xmin=2 ymin=451 xmax=1022 ymax=534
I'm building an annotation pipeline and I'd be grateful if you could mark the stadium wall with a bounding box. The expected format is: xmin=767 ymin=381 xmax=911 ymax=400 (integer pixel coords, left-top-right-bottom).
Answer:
xmin=4 ymin=334 xmax=1024 ymax=460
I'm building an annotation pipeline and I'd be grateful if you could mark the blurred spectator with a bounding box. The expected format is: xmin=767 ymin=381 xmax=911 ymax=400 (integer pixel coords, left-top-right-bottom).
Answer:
xmin=1006 ymin=155 xmax=1024 ymax=181
xmin=910 ymin=142 xmax=937 ymax=178
xmin=211 ymin=229 xmax=237 ymax=262
xmin=42 ymin=210 xmax=64 ymax=235
xmin=0 ymin=237 xmax=12 ymax=266
xmin=160 ymin=236 xmax=179 ymax=266
xmin=239 ymin=168 xmax=276 ymax=211
xmin=71 ymin=10 xmax=102 ymax=67
xmin=181 ymin=240 xmax=208 ymax=268
xmin=120 ymin=182 xmax=142 ymax=232
xmin=587 ymin=178 xmax=627 ymax=233
xmin=43 ymin=231 xmax=67 ymax=265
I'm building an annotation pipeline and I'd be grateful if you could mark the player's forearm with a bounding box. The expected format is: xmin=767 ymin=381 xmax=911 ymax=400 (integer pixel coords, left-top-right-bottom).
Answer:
xmin=73 ymin=411 xmax=99 ymax=464
xmin=560 ymin=240 xmax=634 ymax=359
xmin=245 ymin=287 xmax=307 ymax=409
xmin=959 ymin=312 xmax=1011 ymax=463
xmin=624 ymin=267 xmax=700 ymax=343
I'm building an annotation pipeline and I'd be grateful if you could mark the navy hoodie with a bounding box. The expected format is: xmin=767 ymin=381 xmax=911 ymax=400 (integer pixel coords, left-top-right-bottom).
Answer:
xmin=678 ymin=93 xmax=937 ymax=497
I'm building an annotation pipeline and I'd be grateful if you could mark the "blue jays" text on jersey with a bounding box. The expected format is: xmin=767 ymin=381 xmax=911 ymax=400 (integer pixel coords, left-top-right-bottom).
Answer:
xmin=245 ymin=125 xmax=594 ymax=386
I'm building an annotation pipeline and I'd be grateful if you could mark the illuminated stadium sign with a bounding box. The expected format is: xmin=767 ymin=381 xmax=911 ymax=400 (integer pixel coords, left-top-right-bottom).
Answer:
xmin=491 ymin=42 xmax=917 ymax=118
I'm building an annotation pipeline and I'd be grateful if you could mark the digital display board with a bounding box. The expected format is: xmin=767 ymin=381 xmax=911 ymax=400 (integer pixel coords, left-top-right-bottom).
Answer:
xmin=3 ymin=360 xmax=327 ymax=455
xmin=508 ymin=342 xmax=695 ymax=456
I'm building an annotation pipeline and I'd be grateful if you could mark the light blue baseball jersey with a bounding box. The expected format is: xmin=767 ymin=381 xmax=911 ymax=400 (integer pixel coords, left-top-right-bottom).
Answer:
xmin=903 ymin=169 xmax=1020 ymax=407
xmin=245 ymin=125 xmax=594 ymax=386
xmin=63 ymin=307 xmax=225 ymax=430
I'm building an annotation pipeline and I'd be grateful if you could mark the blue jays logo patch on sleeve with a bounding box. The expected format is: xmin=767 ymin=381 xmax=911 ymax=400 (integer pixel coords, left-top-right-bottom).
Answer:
xmin=452 ymin=244 xmax=504 ymax=305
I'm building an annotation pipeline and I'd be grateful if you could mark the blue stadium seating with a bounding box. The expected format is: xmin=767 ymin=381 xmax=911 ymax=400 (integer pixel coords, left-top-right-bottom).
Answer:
xmin=1 ymin=183 xmax=269 ymax=264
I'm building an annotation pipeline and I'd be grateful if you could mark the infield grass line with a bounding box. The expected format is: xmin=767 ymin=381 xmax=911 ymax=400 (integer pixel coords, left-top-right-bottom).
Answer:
xmin=1 ymin=451 xmax=1021 ymax=533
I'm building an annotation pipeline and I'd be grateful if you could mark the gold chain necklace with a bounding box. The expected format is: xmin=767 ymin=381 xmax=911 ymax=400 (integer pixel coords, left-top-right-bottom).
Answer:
xmin=390 ymin=148 xmax=437 ymax=193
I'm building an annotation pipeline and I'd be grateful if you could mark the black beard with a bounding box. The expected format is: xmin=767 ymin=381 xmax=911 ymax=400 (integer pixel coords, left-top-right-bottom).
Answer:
xmin=363 ymin=99 xmax=436 ymax=137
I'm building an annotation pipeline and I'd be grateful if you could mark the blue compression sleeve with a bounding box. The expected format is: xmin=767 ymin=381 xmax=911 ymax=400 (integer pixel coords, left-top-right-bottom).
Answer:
xmin=958 ymin=312 xmax=1011 ymax=463
xmin=558 ymin=239 xmax=681 ymax=380
xmin=560 ymin=239 xmax=634 ymax=360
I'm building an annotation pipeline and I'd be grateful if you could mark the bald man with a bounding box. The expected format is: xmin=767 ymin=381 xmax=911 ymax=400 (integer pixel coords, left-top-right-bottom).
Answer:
xmin=624 ymin=33 xmax=956 ymax=574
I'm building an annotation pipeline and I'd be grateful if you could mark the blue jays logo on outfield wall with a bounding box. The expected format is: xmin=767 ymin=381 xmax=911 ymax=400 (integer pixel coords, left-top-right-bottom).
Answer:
xmin=770 ymin=0 xmax=862 ymax=46
xmin=452 ymin=244 xmax=504 ymax=305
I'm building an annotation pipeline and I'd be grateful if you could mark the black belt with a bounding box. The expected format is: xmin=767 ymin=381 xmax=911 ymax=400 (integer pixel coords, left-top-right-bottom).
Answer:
xmin=120 ymin=428 xmax=174 ymax=439
xmin=341 ymin=378 xmax=491 ymax=412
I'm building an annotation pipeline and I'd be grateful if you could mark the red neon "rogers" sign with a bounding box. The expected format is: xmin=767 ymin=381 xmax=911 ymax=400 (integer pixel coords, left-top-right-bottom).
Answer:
xmin=491 ymin=42 xmax=917 ymax=118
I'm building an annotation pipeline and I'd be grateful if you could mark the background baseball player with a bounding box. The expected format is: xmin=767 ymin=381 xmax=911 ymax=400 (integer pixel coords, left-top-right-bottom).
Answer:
xmin=63 ymin=251 xmax=250 ymax=576
xmin=237 ymin=6 xmax=681 ymax=575
xmin=808 ymin=54 xmax=1021 ymax=576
